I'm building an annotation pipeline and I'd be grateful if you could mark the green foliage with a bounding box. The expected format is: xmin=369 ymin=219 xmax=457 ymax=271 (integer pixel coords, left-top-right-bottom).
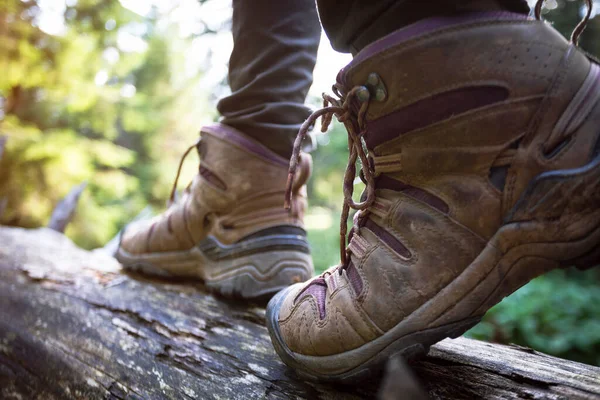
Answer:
xmin=0 ymin=0 xmax=205 ymax=247
xmin=467 ymin=269 xmax=600 ymax=366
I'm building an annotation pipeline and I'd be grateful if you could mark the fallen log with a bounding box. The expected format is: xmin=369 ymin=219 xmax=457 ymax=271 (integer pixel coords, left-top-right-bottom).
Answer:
xmin=0 ymin=226 xmax=598 ymax=399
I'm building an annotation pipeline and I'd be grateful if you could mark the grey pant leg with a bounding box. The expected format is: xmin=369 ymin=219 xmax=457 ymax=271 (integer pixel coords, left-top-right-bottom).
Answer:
xmin=316 ymin=0 xmax=530 ymax=54
xmin=217 ymin=0 xmax=321 ymax=158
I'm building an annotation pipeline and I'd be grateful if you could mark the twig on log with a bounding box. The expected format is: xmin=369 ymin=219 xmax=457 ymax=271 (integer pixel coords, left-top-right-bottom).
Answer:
xmin=47 ymin=182 xmax=87 ymax=233
xmin=0 ymin=198 xmax=7 ymax=220
xmin=379 ymin=356 xmax=428 ymax=400
xmin=0 ymin=136 xmax=6 ymax=161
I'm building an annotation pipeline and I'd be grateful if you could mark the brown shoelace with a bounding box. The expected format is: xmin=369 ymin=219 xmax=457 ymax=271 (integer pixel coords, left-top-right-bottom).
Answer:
xmin=535 ymin=0 xmax=594 ymax=155
xmin=285 ymin=84 xmax=376 ymax=265
xmin=535 ymin=0 xmax=592 ymax=46
xmin=168 ymin=138 xmax=202 ymax=207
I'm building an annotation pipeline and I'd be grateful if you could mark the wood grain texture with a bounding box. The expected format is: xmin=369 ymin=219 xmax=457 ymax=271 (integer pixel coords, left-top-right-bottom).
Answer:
xmin=0 ymin=227 xmax=598 ymax=400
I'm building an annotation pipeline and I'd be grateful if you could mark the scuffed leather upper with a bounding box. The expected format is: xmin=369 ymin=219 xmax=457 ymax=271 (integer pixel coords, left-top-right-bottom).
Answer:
xmin=277 ymin=16 xmax=599 ymax=356
xmin=119 ymin=123 xmax=311 ymax=255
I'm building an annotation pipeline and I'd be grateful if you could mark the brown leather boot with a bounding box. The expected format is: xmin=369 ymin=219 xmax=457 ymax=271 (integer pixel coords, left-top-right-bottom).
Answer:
xmin=266 ymin=10 xmax=600 ymax=381
xmin=116 ymin=123 xmax=313 ymax=299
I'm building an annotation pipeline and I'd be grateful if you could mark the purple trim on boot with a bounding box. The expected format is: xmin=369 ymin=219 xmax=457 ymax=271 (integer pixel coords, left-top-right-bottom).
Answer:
xmin=202 ymin=123 xmax=289 ymax=167
xmin=295 ymin=278 xmax=327 ymax=319
xmin=295 ymin=263 xmax=364 ymax=320
xmin=377 ymin=175 xmax=449 ymax=214
xmin=364 ymin=219 xmax=411 ymax=260
xmin=347 ymin=12 xmax=531 ymax=71
xmin=345 ymin=261 xmax=363 ymax=297
xmin=566 ymin=64 xmax=600 ymax=135
xmin=199 ymin=165 xmax=227 ymax=190
xmin=365 ymin=86 xmax=509 ymax=149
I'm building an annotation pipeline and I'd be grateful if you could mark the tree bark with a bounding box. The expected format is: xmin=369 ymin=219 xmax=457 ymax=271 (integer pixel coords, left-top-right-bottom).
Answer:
xmin=0 ymin=227 xmax=598 ymax=400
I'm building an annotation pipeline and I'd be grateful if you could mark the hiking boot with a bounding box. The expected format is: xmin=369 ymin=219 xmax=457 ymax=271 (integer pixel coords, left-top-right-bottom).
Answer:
xmin=266 ymin=11 xmax=600 ymax=382
xmin=116 ymin=123 xmax=314 ymax=299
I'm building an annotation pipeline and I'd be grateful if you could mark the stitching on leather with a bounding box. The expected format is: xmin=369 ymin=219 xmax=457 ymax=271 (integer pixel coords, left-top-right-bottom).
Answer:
xmin=543 ymin=130 xmax=578 ymax=165
xmin=381 ymin=71 xmax=549 ymax=114
xmin=384 ymin=195 xmax=486 ymax=281
xmin=336 ymin=306 xmax=368 ymax=343
xmin=528 ymin=49 xmax=575 ymax=150
xmin=355 ymin=245 xmax=398 ymax=334
xmin=316 ymin=289 xmax=332 ymax=329
xmin=379 ymin=59 xmax=558 ymax=115
xmin=486 ymin=133 xmax=527 ymax=196
xmin=182 ymin=201 xmax=197 ymax=244
xmin=347 ymin=21 xmax=539 ymax=77
xmin=333 ymin=308 xmax=348 ymax=351
xmin=279 ymin=295 xmax=314 ymax=325
xmin=374 ymin=98 xmax=539 ymax=155
xmin=379 ymin=253 xmax=399 ymax=329
xmin=356 ymin=246 xmax=376 ymax=305
xmin=327 ymin=274 xmax=383 ymax=337
xmin=381 ymin=242 xmax=426 ymax=300
xmin=506 ymin=47 xmax=576 ymax=209
xmin=198 ymin=167 xmax=227 ymax=192
xmin=354 ymin=27 xmax=560 ymax=80
xmin=370 ymin=80 xmax=512 ymax=120
xmin=402 ymin=189 xmax=489 ymax=244
xmin=348 ymin=279 xmax=385 ymax=336
xmin=505 ymin=172 xmax=518 ymax=215
xmin=407 ymin=195 xmax=488 ymax=248
xmin=386 ymin=200 xmax=419 ymax=263
xmin=328 ymin=279 xmax=348 ymax=299
xmin=304 ymin=312 xmax=319 ymax=355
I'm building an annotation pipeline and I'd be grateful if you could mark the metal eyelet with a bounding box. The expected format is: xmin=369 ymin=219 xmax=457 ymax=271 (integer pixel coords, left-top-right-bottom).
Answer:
xmin=365 ymin=73 xmax=387 ymax=102
xmin=356 ymin=86 xmax=371 ymax=102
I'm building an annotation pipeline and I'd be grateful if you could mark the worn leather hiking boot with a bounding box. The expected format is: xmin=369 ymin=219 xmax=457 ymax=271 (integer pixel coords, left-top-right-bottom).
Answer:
xmin=266 ymin=9 xmax=600 ymax=382
xmin=116 ymin=123 xmax=314 ymax=299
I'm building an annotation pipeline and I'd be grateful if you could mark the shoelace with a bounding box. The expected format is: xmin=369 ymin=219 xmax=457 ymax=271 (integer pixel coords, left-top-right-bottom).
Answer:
xmin=534 ymin=0 xmax=592 ymax=46
xmin=285 ymin=84 xmax=376 ymax=265
xmin=168 ymin=138 xmax=202 ymax=208
xmin=286 ymin=0 xmax=594 ymax=268
xmin=535 ymin=0 xmax=595 ymax=155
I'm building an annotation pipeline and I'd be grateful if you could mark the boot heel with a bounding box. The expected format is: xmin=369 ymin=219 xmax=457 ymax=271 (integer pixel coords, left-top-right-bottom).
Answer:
xmin=205 ymin=250 xmax=314 ymax=301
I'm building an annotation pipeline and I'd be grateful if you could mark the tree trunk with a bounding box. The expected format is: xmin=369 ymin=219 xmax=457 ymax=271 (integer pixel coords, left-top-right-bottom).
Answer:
xmin=0 ymin=227 xmax=598 ymax=400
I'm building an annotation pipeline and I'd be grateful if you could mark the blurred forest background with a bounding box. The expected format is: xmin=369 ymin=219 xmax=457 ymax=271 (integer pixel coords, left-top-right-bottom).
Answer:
xmin=1 ymin=0 xmax=599 ymax=366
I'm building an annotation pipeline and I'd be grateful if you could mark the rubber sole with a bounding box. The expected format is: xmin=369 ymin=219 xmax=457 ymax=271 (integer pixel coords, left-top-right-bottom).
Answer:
xmin=266 ymin=152 xmax=600 ymax=382
xmin=116 ymin=239 xmax=313 ymax=300
xmin=267 ymin=286 xmax=481 ymax=383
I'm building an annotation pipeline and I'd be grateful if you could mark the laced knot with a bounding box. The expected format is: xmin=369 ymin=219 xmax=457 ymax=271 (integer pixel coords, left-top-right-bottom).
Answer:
xmin=285 ymin=83 xmax=376 ymax=265
xmin=168 ymin=137 xmax=202 ymax=208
